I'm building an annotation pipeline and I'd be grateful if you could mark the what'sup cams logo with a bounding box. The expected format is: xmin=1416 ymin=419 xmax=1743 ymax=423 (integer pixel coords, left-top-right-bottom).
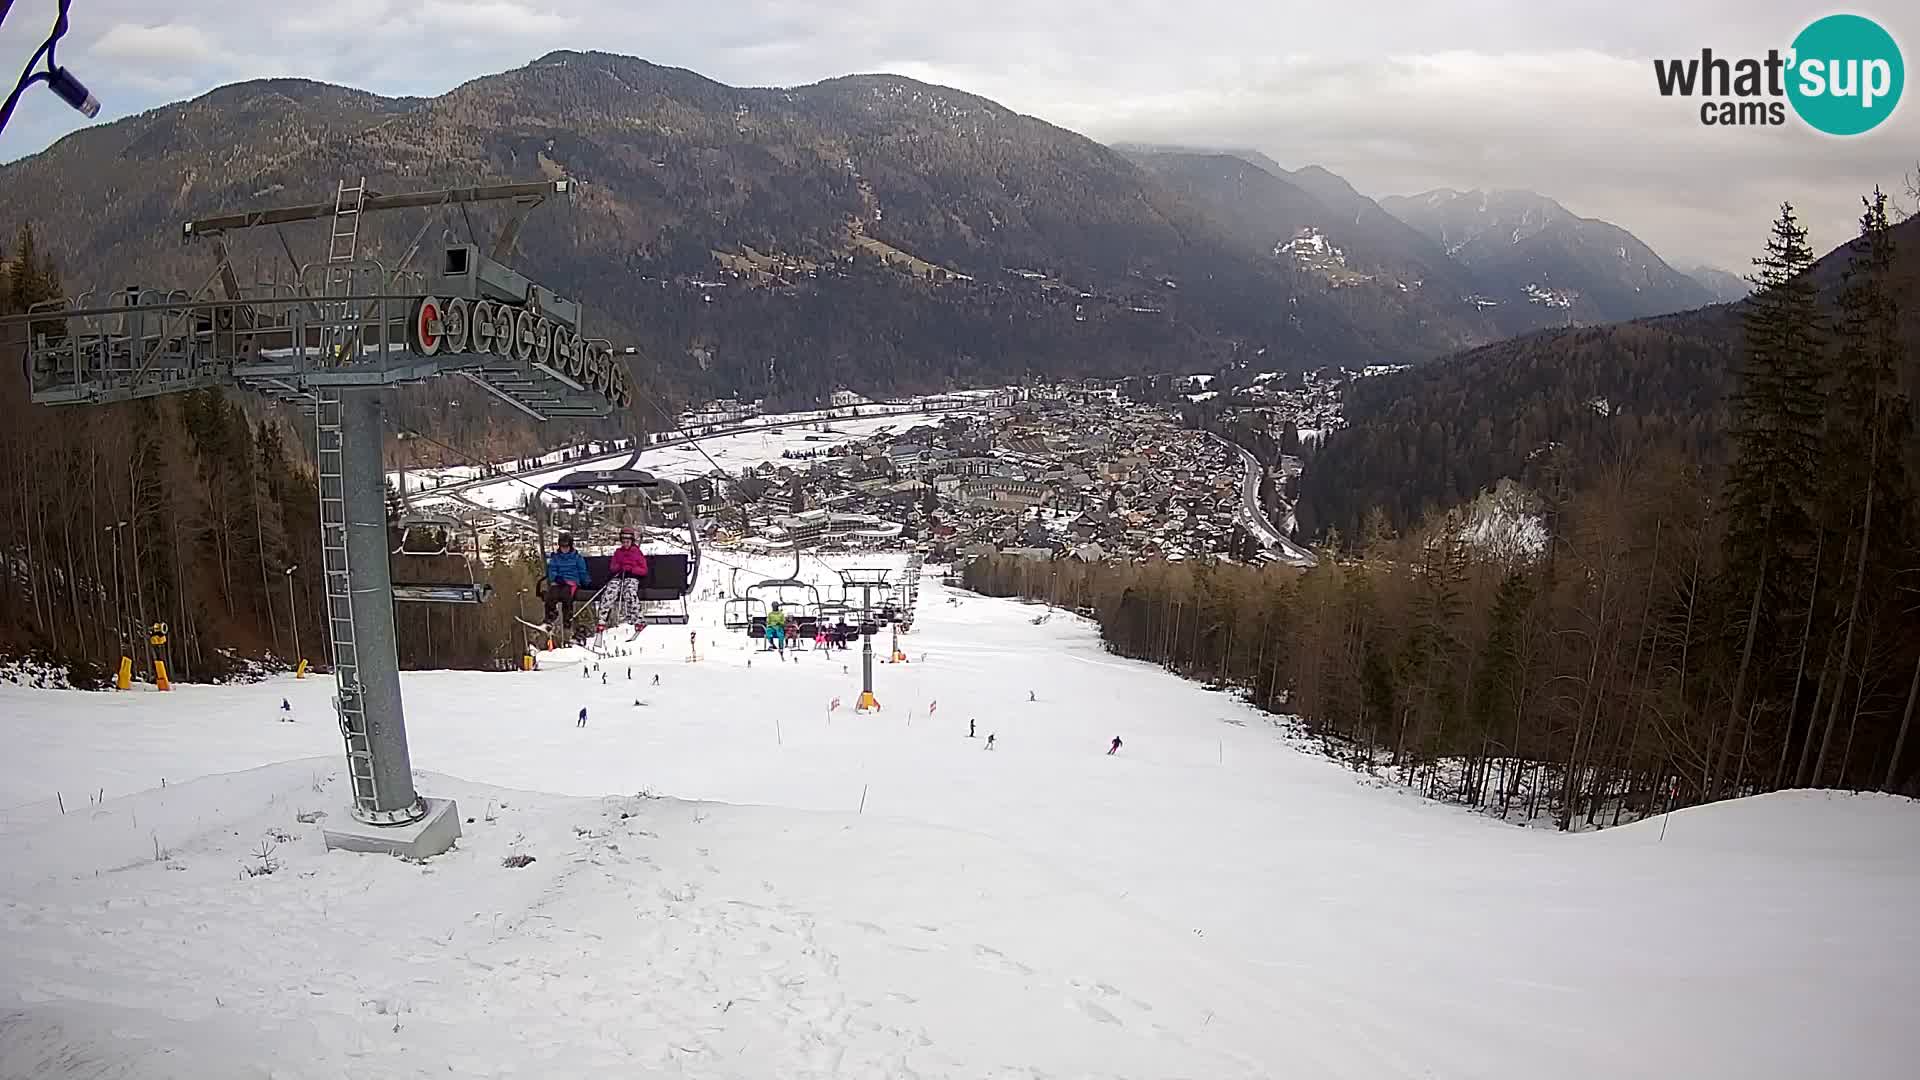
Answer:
xmin=1654 ymin=13 xmax=1903 ymax=134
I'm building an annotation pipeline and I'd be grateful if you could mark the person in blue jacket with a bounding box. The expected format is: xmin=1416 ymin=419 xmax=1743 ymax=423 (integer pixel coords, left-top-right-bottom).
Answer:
xmin=544 ymin=532 xmax=591 ymax=629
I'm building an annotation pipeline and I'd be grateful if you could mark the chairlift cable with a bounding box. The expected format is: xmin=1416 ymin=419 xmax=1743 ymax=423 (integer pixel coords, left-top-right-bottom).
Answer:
xmin=393 ymin=424 xmax=563 ymax=503
xmin=632 ymin=385 xmax=734 ymax=481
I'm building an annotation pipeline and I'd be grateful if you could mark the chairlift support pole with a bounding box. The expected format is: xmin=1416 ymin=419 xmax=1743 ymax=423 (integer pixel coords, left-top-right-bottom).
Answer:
xmin=840 ymin=567 xmax=893 ymax=712
xmin=331 ymin=389 xmax=420 ymax=819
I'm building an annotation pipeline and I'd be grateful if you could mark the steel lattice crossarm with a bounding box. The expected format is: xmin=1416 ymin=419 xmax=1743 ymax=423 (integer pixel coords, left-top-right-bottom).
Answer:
xmin=5 ymin=179 xmax=631 ymax=421
xmin=181 ymin=180 xmax=571 ymax=240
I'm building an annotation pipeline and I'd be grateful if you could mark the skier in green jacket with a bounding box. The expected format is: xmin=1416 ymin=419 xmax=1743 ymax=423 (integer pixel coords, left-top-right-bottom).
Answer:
xmin=766 ymin=604 xmax=788 ymax=654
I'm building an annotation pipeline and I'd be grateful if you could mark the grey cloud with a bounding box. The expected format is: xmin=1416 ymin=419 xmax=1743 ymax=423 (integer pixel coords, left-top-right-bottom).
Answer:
xmin=1 ymin=0 xmax=1913 ymax=268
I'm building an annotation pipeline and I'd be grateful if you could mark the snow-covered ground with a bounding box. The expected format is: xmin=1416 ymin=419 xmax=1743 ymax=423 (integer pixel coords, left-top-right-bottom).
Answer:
xmin=2 ymin=558 xmax=1916 ymax=1078
xmin=408 ymin=410 xmax=985 ymax=514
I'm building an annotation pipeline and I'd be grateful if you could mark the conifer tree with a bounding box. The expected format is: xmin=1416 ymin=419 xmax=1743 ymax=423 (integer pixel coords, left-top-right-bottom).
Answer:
xmin=1720 ymin=203 xmax=1823 ymax=794
xmin=1812 ymin=191 xmax=1911 ymax=783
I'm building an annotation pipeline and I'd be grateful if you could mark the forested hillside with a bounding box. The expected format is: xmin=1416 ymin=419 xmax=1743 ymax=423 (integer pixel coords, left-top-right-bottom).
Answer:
xmin=1300 ymin=212 xmax=1920 ymax=541
xmin=1017 ymin=197 xmax=1919 ymax=823
xmin=970 ymin=206 xmax=1920 ymax=820
xmin=1297 ymin=312 xmax=1739 ymax=539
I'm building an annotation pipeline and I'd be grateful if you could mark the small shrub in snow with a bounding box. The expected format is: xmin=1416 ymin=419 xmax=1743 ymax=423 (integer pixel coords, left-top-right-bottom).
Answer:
xmin=502 ymin=854 xmax=535 ymax=868
xmin=295 ymin=810 xmax=327 ymax=824
xmin=244 ymin=840 xmax=280 ymax=877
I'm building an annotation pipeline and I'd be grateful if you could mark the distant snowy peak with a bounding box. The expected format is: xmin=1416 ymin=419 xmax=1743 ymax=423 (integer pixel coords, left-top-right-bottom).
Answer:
xmin=1384 ymin=189 xmax=1593 ymax=260
xmin=1379 ymin=187 xmax=1713 ymax=321
xmin=1684 ymin=263 xmax=1752 ymax=303
xmin=1386 ymin=188 xmax=1568 ymax=256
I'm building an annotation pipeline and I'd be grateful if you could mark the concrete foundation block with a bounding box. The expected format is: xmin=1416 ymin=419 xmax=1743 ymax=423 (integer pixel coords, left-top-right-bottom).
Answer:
xmin=322 ymin=797 xmax=461 ymax=859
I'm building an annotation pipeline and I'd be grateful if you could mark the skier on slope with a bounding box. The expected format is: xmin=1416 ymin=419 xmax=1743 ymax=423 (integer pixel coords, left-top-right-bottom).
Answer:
xmin=544 ymin=533 xmax=590 ymax=631
xmin=601 ymin=527 xmax=650 ymax=632
xmin=1107 ymin=736 xmax=1123 ymax=755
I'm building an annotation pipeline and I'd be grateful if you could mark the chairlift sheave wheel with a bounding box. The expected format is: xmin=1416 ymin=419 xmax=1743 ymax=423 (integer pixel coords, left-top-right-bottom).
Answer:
xmin=513 ymin=308 xmax=536 ymax=363
xmin=441 ymin=296 xmax=472 ymax=354
xmin=566 ymin=332 xmax=589 ymax=381
xmin=491 ymin=303 xmax=517 ymax=358
xmin=533 ymin=316 xmax=554 ymax=365
xmin=408 ymin=296 xmax=444 ymax=357
xmin=471 ymin=300 xmax=497 ymax=353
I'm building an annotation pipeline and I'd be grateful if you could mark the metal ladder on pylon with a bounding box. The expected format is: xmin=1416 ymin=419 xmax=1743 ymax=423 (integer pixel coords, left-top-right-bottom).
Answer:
xmin=318 ymin=177 xmax=366 ymax=366
xmin=315 ymin=178 xmax=382 ymax=816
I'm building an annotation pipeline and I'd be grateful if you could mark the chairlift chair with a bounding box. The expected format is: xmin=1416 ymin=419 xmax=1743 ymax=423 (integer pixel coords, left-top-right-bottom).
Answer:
xmin=535 ymin=453 xmax=702 ymax=630
xmin=391 ymin=518 xmax=495 ymax=604
xmin=723 ymin=596 xmax=767 ymax=630
xmin=394 ymin=509 xmax=462 ymax=557
xmin=390 ymin=458 xmax=493 ymax=604
xmin=745 ymin=579 xmax=820 ymax=616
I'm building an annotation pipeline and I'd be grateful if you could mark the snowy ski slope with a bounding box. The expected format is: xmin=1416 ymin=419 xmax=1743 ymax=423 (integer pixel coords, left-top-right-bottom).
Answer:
xmin=1 ymin=555 xmax=1916 ymax=1078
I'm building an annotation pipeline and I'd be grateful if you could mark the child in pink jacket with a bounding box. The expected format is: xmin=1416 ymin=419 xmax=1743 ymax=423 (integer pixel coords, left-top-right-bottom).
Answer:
xmin=604 ymin=528 xmax=650 ymax=628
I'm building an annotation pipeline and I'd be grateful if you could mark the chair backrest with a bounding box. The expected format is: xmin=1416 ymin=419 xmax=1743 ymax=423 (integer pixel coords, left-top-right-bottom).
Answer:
xmin=582 ymin=554 xmax=614 ymax=590
xmin=645 ymin=553 xmax=691 ymax=593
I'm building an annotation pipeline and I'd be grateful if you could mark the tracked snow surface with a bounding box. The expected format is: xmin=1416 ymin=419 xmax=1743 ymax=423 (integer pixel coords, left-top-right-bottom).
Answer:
xmin=1 ymin=554 xmax=1916 ymax=1078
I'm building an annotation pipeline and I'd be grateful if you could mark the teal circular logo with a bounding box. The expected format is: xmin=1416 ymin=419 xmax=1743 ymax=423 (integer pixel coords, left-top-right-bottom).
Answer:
xmin=1787 ymin=14 xmax=1903 ymax=135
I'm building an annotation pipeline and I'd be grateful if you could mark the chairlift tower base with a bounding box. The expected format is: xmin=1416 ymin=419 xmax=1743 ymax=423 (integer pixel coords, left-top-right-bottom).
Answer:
xmin=323 ymin=796 xmax=462 ymax=859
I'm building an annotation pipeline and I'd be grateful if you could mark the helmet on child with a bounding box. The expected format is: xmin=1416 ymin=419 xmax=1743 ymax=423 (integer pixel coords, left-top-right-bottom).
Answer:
xmin=619 ymin=526 xmax=636 ymax=542
xmin=557 ymin=532 xmax=574 ymax=547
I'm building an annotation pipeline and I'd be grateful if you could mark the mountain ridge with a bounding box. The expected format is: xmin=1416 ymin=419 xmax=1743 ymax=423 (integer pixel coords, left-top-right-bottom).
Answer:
xmin=1117 ymin=143 xmax=1716 ymax=331
xmin=1380 ymin=186 xmax=1716 ymax=321
xmin=2 ymin=52 xmax=1456 ymax=421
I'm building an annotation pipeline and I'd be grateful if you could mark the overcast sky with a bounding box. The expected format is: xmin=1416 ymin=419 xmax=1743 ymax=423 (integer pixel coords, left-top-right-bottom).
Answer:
xmin=2 ymin=0 xmax=1914 ymax=270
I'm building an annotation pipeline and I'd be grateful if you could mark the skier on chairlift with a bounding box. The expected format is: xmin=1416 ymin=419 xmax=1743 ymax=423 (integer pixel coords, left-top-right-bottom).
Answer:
xmin=766 ymin=602 xmax=789 ymax=655
xmin=603 ymin=526 xmax=651 ymax=633
xmin=544 ymin=532 xmax=590 ymax=632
